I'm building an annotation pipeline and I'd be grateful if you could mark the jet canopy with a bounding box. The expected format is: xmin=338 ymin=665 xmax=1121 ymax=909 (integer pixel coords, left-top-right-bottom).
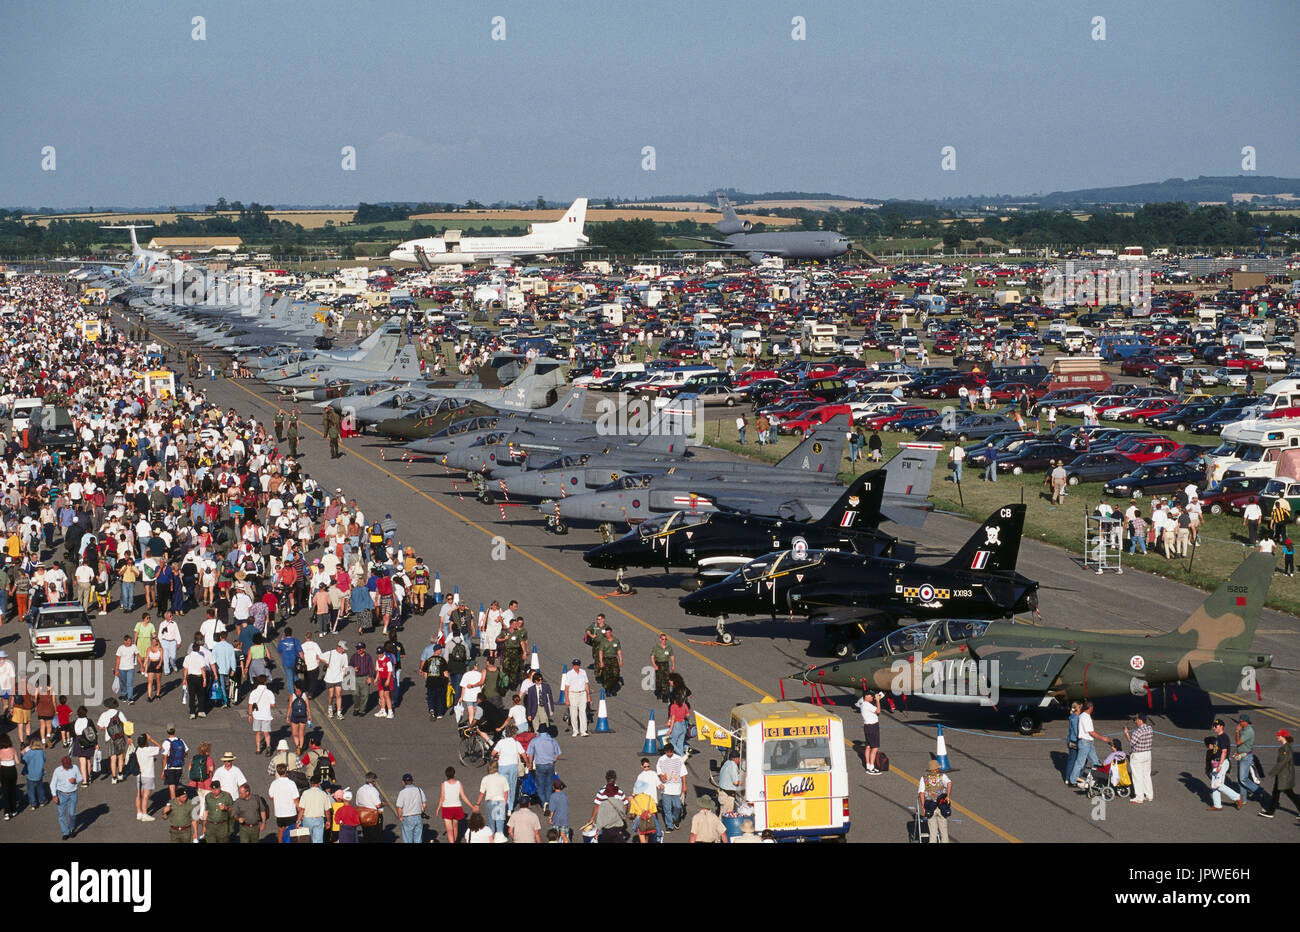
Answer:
xmin=637 ymin=510 xmax=711 ymax=539
xmin=432 ymin=416 xmax=500 ymax=438
xmin=595 ymin=474 xmax=655 ymax=492
xmin=853 ymin=619 xmax=993 ymax=661
xmin=738 ymin=550 xmax=825 ymax=583
xmin=536 ymin=453 xmax=590 ymax=471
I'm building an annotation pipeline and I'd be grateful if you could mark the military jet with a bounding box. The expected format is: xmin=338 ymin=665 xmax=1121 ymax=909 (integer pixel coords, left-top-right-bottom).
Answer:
xmin=679 ymin=504 xmax=1036 ymax=654
xmin=267 ymin=343 xmax=424 ymax=394
xmin=663 ymin=194 xmax=851 ymax=265
xmin=792 ymin=552 xmax=1276 ymax=735
xmin=375 ymin=398 xmax=503 ymax=440
xmin=583 ymin=469 xmax=897 ymax=593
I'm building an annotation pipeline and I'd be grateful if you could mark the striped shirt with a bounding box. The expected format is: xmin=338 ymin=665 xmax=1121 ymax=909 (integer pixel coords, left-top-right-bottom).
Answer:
xmin=1129 ymin=723 xmax=1153 ymax=753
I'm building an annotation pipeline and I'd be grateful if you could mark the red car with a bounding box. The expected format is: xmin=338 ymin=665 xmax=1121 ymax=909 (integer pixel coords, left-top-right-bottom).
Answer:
xmin=1218 ymin=354 xmax=1268 ymax=371
xmin=778 ymin=404 xmax=855 ymax=435
xmin=859 ymin=404 xmax=930 ymax=430
xmin=920 ymin=373 xmax=986 ymax=398
xmin=988 ymin=381 xmax=1047 ymax=401
xmin=1120 ymin=356 xmax=1159 ymax=377
xmin=733 ymin=368 xmax=780 ymax=388
xmin=1114 ymin=399 xmax=1177 ymax=423
xmin=1116 ymin=435 xmax=1183 ymax=463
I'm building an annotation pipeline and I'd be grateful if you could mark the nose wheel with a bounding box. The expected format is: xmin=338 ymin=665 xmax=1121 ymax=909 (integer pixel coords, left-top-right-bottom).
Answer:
xmin=615 ymin=568 xmax=634 ymax=595
xmin=715 ymin=616 xmax=734 ymax=645
xmin=1012 ymin=708 xmax=1042 ymax=736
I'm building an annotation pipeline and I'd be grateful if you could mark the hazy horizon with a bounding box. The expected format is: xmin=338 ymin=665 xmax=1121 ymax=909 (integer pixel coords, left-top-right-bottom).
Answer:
xmin=2 ymin=0 xmax=1295 ymax=209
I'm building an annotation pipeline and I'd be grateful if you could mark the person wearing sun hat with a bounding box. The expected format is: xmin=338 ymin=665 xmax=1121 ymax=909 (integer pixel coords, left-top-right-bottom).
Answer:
xmin=917 ymin=760 xmax=953 ymax=843
xmin=1258 ymin=728 xmax=1298 ymax=820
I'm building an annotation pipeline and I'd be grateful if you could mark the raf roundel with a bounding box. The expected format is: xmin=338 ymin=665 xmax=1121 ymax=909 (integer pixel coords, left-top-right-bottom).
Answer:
xmin=918 ymin=584 xmax=935 ymax=602
xmin=1129 ymin=654 xmax=1145 ymax=672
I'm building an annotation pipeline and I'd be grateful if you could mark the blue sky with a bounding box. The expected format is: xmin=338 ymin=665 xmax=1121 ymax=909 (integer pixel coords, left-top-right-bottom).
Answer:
xmin=1 ymin=0 xmax=1295 ymax=208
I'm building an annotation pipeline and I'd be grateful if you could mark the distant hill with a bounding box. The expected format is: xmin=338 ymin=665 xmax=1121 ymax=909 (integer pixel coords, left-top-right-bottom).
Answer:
xmin=930 ymin=176 xmax=1300 ymax=209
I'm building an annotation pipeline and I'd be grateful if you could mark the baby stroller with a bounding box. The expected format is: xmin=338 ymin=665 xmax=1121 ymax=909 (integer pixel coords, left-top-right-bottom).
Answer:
xmin=1084 ymin=741 xmax=1132 ymax=800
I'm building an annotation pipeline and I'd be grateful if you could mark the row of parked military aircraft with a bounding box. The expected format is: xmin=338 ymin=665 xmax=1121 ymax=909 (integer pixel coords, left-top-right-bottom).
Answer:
xmin=71 ymin=229 xmax=1275 ymax=734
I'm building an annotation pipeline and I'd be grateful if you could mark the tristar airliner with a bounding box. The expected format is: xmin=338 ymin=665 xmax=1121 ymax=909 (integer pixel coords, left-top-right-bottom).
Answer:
xmin=388 ymin=198 xmax=589 ymax=266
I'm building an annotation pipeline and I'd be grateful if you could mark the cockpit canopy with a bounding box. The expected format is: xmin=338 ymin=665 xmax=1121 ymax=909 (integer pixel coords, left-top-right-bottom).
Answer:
xmin=854 ymin=619 xmax=993 ymax=661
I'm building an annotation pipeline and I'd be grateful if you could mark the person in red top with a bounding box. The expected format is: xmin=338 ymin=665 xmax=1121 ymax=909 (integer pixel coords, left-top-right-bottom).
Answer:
xmin=374 ymin=651 xmax=395 ymax=719
xmin=261 ymin=589 xmax=278 ymax=627
xmin=374 ymin=572 xmax=395 ymax=636
xmin=276 ymin=563 xmax=297 ymax=613
xmin=333 ymin=789 xmax=361 ymax=843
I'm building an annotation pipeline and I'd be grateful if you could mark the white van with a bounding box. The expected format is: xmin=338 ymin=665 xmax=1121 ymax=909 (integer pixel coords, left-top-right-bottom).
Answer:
xmin=1230 ymin=333 xmax=1268 ymax=360
xmin=572 ymin=361 xmax=645 ymax=389
xmin=11 ymin=397 xmax=43 ymax=432
xmin=804 ymin=323 xmax=839 ymax=355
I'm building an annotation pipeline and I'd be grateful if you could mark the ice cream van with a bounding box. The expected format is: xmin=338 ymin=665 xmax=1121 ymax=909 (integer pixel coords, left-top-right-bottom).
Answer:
xmin=728 ymin=698 xmax=850 ymax=841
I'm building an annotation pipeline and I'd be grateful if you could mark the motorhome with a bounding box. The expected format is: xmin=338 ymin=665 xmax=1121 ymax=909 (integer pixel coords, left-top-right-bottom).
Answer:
xmin=1210 ymin=422 xmax=1300 ymax=482
xmin=1230 ymin=332 xmax=1268 ymax=360
xmin=1241 ymin=378 xmax=1300 ymax=421
xmin=803 ymin=323 xmax=839 ymax=355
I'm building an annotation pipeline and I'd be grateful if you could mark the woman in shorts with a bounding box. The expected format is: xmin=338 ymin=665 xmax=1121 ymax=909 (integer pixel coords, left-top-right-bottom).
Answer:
xmin=35 ymin=685 xmax=56 ymax=746
xmin=144 ymin=637 xmax=165 ymax=702
xmin=374 ymin=649 xmax=395 ymax=719
xmin=437 ymin=765 xmax=474 ymax=844
xmin=71 ymin=705 xmax=96 ymax=785
xmin=134 ymin=733 xmax=162 ymax=820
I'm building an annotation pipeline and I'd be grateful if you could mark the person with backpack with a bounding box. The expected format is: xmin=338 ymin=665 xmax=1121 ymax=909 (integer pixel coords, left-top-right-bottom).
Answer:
xmin=419 ymin=636 xmax=449 ymax=721
xmin=188 ymin=741 xmax=214 ymax=791
xmin=301 ymin=737 xmax=337 ymax=789
xmin=246 ymin=675 xmax=276 ymax=756
xmin=287 ymin=683 xmax=310 ymax=753
xmin=96 ymin=698 xmax=130 ymax=785
xmin=161 ymin=725 xmax=187 ymax=800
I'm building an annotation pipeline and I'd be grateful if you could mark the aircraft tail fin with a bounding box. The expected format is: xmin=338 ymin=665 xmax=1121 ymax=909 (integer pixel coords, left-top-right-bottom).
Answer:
xmin=538 ymin=384 xmax=587 ymax=422
xmin=101 ymin=224 xmax=153 ymax=255
xmin=535 ymin=198 xmax=588 ymax=245
xmin=1156 ymin=552 xmax=1275 ymax=656
xmin=943 ymin=504 xmax=1025 ymax=574
xmin=715 ymin=194 xmax=752 ymax=234
xmin=880 ymin=443 xmax=940 ymax=528
xmin=814 ymin=469 xmax=886 ymax=531
xmin=387 ymin=345 xmax=422 ymax=381
xmin=774 ymin=417 xmax=847 ymax=474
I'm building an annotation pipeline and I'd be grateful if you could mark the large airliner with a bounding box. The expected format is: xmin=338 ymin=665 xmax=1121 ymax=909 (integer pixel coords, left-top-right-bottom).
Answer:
xmin=670 ymin=194 xmax=851 ymax=264
xmin=389 ymin=198 xmax=589 ymax=266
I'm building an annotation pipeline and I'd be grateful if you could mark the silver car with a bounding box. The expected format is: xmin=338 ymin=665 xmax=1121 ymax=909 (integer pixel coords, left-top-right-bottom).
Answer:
xmin=30 ymin=602 xmax=96 ymax=658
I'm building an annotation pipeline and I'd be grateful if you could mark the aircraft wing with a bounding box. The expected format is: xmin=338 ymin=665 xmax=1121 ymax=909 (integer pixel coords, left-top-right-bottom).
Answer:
xmin=967 ymin=642 xmax=1074 ymax=693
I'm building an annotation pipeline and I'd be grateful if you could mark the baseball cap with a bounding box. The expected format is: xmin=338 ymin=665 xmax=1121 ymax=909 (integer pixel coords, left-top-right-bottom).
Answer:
xmin=166 ymin=723 xmax=175 ymax=733
xmin=1238 ymin=714 xmax=1252 ymax=724
xmin=571 ymin=658 xmax=581 ymax=665
xmin=1212 ymin=718 xmax=1226 ymax=728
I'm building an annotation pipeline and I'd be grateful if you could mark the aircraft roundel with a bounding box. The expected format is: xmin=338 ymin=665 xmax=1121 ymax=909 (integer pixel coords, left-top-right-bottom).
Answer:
xmin=571 ymin=477 xmax=578 ymax=484
xmin=632 ymin=499 xmax=641 ymax=509
xmin=791 ymin=536 xmax=809 ymax=559
xmin=918 ymin=584 xmax=936 ymax=602
xmin=1129 ymin=654 xmax=1145 ymax=671
xmin=812 ymin=442 xmax=823 ymax=454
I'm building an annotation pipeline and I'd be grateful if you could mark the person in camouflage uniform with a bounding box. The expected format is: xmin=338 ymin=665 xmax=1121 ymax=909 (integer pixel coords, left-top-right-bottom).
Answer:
xmin=501 ymin=616 xmax=530 ymax=691
xmin=651 ymin=633 xmax=675 ymax=702
xmin=205 ymin=779 xmax=235 ymax=844
xmin=163 ymin=786 xmax=198 ymax=843
xmin=585 ymin=613 xmax=608 ymax=668
xmin=273 ymin=409 xmax=286 ymax=443
xmin=597 ymin=625 xmax=623 ymax=695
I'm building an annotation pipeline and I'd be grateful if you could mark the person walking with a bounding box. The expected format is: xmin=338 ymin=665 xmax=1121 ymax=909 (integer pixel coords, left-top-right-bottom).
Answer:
xmin=948 ymin=442 xmax=964 ymax=483
xmin=1235 ymin=715 xmax=1261 ymax=802
xmin=1123 ymin=712 xmax=1154 ymax=803
xmin=1258 ymin=729 xmax=1299 ymax=819
xmin=438 ymin=766 xmax=475 ymax=843
xmin=1068 ymin=701 xmax=1106 ymax=786
xmin=1206 ymin=719 xmax=1243 ymax=811
xmin=983 ymin=442 xmax=997 ymax=482
xmin=51 ymin=755 xmax=81 ymax=839
xmin=395 ymin=772 xmax=427 ymax=843
xmin=562 ymin=658 xmax=590 ymax=737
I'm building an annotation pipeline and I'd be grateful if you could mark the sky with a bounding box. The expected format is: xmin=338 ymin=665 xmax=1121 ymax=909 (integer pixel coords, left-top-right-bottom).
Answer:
xmin=1 ymin=0 xmax=1296 ymax=209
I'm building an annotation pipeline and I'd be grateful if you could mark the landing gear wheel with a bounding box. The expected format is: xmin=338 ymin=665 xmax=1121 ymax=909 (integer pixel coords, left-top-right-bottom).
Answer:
xmin=715 ymin=617 xmax=732 ymax=645
xmin=615 ymin=569 xmax=632 ymax=594
xmin=478 ymin=491 xmax=495 ymax=505
xmin=553 ymin=521 xmax=568 ymax=535
xmin=833 ymin=641 xmax=852 ymax=659
xmin=1013 ymin=710 xmax=1040 ymax=736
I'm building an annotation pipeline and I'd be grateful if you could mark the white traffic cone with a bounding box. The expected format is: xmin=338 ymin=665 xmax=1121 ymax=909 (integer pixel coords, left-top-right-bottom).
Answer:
xmin=935 ymin=724 xmax=951 ymax=771
xmin=594 ymin=689 xmax=612 ymax=733
xmin=641 ymin=710 xmax=661 ymax=754
xmin=432 ymin=573 xmax=442 ymax=604
xmin=530 ymin=645 xmax=540 ymax=671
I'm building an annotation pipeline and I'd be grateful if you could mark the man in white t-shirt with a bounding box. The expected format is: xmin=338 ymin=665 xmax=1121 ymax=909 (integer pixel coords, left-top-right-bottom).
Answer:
xmin=459 ymin=662 xmax=486 ymax=726
xmin=475 ymin=763 xmax=510 ymax=836
xmin=561 ymin=659 xmax=590 ymax=737
xmin=246 ymin=676 xmax=276 ymax=755
xmin=267 ymin=763 xmax=301 ymax=832
xmin=113 ymin=634 xmax=139 ymax=705
xmin=656 ymin=745 xmax=687 ymax=832
xmin=492 ymin=727 xmax=529 ymax=813
xmin=299 ymin=632 xmax=324 ymax=696
xmin=323 ymin=642 xmax=350 ymax=719
xmin=1068 ymin=701 xmax=1107 ymax=786
xmin=855 ymin=691 xmax=882 ymax=774
xmin=199 ymin=610 xmax=226 ymax=650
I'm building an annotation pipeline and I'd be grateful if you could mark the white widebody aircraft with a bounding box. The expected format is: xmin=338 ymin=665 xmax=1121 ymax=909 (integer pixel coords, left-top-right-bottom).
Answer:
xmin=388 ymin=198 xmax=589 ymax=266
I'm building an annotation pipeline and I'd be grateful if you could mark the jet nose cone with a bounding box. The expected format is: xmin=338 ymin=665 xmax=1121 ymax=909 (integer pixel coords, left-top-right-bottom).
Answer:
xmin=582 ymin=542 xmax=620 ymax=569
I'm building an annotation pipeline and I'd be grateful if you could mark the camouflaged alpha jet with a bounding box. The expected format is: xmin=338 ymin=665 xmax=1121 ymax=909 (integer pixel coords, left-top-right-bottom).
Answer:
xmin=792 ymin=551 xmax=1276 ymax=734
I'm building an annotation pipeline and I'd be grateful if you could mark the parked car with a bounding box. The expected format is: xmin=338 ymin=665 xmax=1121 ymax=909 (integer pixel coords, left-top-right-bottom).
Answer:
xmin=994 ymin=441 xmax=1079 ymax=475
xmin=923 ymin=413 xmax=1019 ymax=443
xmin=1200 ymin=475 xmax=1272 ymax=515
xmin=1103 ymin=461 xmax=1206 ymax=498
xmin=1062 ymin=451 xmax=1142 ymax=486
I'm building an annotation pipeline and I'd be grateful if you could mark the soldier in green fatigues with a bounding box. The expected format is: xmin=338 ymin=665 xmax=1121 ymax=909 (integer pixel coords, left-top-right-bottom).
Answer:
xmin=273 ymin=409 xmax=286 ymax=443
xmin=287 ymin=418 xmax=300 ymax=458
xmin=501 ymin=617 xmax=529 ymax=690
xmin=232 ymin=783 xmax=267 ymax=844
xmin=164 ymin=787 xmax=198 ymax=843
xmin=205 ymin=781 xmax=235 ymax=843
xmin=325 ymin=409 xmax=341 ymax=459
xmin=597 ymin=626 xmax=623 ymax=696
xmin=585 ymin=614 xmax=608 ymax=668
xmin=651 ymin=633 xmax=675 ymax=701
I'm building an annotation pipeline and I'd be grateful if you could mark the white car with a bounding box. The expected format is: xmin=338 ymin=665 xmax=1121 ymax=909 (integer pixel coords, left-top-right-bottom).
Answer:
xmin=1211 ymin=367 xmax=1248 ymax=388
xmin=30 ymin=602 xmax=96 ymax=658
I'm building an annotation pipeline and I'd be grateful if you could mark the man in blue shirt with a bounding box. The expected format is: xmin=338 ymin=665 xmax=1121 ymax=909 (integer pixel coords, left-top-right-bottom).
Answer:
xmin=51 ymin=755 xmax=81 ymax=839
xmin=211 ymin=631 xmax=239 ymax=708
xmin=277 ymin=628 xmax=302 ymax=693
xmin=528 ymin=725 xmax=562 ymax=811
xmin=984 ymin=443 xmax=997 ymax=482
